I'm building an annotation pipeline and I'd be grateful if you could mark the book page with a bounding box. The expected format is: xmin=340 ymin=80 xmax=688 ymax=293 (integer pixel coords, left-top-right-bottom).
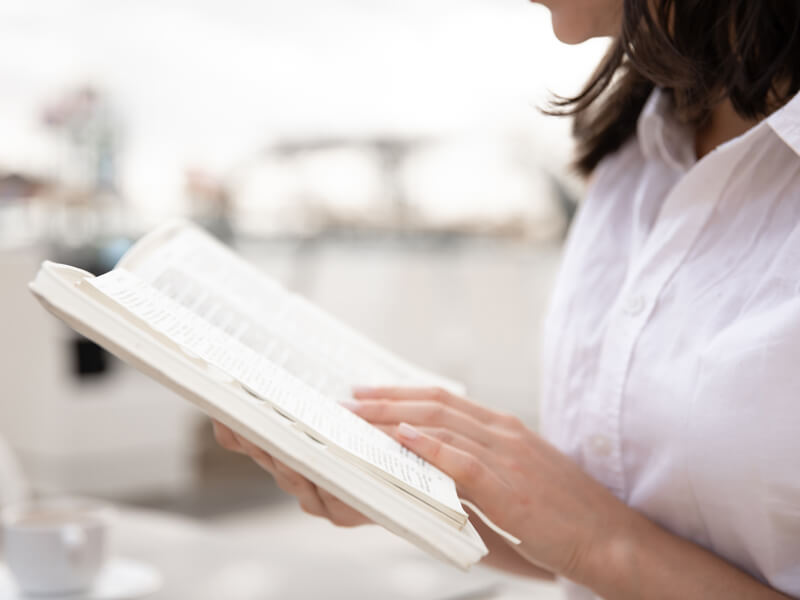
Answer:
xmin=89 ymin=268 xmax=465 ymax=518
xmin=120 ymin=226 xmax=464 ymax=402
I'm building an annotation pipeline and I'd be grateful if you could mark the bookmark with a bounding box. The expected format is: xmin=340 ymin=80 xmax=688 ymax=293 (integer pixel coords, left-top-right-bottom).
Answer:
xmin=459 ymin=499 xmax=521 ymax=545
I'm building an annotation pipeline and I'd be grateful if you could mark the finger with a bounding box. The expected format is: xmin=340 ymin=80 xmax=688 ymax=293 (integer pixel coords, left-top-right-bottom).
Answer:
xmin=271 ymin=458 xmax=324 ymax=502
xmin=414 ymin=427 xmax=494 ymax=464
xmin=353 ymin=386 xmax=453 ymax=401
xmin=375 ymin=424 xmax=397 ymax=438
xmin=376 ymin=424 xmax=496 ymax=470
xmin=271 ymin=459 xmax=329 ymax=517
xmin=346 ymin=400 xmax=496 ymax=447
xmin=235 ymin=439 xmax=356 ymax=524
xmin=298 ymin=491 xmax=328 ymax=519
xmin=352 ymin=386 xmax=507 ymax=426
xmin=236 ymin=435 xmax=277 ymax=475
xmin=395 ymin=422 xmax=508 ymax=502
xmin=317 ymin=488 xmax=369 ymax=527
xmin=212 ymin=421 xmax=246 ymax=454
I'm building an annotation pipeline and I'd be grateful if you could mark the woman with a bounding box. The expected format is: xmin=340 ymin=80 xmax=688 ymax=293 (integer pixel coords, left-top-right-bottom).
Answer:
xmin=214 ymin=1 xmax=800 ymax=597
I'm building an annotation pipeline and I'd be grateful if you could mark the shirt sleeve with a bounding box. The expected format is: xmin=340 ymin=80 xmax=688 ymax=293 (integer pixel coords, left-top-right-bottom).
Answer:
xmin=688 ymin=297 xmax=800 ymax=595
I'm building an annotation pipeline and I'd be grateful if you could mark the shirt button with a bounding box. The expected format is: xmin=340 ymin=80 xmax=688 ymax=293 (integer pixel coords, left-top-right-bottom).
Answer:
xmin=622 ymin=293 xmax=646 ymax=317
xmin=588 ymin=434 xmax=612 ymax=457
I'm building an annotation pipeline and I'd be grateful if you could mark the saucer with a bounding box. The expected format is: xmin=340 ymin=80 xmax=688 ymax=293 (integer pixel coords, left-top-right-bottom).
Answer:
xmin=0 ymin=557 xmax=162 ymax=600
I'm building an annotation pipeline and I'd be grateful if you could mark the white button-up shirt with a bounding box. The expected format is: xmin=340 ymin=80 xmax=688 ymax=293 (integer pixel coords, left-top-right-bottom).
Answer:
xmin=540 ymin=89 xmax=800 ymax=598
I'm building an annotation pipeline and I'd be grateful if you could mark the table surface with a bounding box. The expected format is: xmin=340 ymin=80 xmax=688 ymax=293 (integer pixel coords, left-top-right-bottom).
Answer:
xmin=103 ymin=503 xmax=567 ymax=600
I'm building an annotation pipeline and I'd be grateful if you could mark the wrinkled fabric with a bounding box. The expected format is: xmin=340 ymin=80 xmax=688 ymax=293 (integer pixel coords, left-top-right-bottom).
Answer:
xmin=541 ymin=89 xmax=800 ymax=598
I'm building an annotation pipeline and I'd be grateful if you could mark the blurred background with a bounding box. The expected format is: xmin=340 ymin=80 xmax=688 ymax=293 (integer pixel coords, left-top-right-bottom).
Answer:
xmin=0 ymin=1 xmax=608 ymax=598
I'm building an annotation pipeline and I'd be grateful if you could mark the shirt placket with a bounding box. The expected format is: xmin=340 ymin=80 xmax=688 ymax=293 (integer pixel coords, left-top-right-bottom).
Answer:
xmin=581 ymin=135 xmax=756 ymax=500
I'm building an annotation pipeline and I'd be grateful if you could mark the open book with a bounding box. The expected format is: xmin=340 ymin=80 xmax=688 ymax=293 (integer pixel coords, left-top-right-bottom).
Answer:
xmin=29 ymin=221 xmax=488 ymax=569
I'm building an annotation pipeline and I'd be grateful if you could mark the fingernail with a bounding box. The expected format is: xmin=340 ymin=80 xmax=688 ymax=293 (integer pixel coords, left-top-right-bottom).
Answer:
xmin=352 ymin=387 xmax=376 ymax=396
xmin=340 ymin=399 xmax=362 ymax=412
xmin=397 ymin=422 xmax=419 ymax=440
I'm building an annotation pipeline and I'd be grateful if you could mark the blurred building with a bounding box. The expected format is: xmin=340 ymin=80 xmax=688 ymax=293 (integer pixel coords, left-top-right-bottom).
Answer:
xmin=0 ymin=0 xmax=605 ymax=505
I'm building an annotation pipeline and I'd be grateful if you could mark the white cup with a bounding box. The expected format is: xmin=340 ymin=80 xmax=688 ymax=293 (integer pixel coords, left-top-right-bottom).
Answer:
xmin=1 ymin=497 xmax=112 ymax=595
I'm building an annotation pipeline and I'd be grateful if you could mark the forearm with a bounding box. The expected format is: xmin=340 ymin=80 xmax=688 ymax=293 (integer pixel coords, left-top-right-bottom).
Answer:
xmin=575 ymin=506 xmax=791 ymax=600
xmin=468 ymin=508 xmax=554 ymax=579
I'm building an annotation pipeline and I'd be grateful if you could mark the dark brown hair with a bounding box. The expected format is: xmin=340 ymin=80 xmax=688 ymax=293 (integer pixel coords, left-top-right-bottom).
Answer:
xmin=553 ymin=1 xmax=800 ymax=175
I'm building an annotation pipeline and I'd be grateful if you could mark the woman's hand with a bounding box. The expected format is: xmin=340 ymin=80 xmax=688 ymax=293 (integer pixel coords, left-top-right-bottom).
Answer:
xmin=347 ymin=386 xmax=627 ymax=581
xmin=211 ymin=421 xmax=371 ymax=527
xmin=212 ymin=385 xmax=620 ymax=578
xmin=213 ymin=415 xmax=554 ymax=579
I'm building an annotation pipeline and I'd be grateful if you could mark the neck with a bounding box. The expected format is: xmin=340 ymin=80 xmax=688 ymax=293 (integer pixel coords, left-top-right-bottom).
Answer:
xmin=694 ymin=100 xmax=760 ymax=160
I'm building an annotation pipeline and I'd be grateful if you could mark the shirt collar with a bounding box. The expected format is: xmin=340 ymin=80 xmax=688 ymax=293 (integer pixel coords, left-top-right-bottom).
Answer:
xmin=636 ymin=88 xmax=696 ymax=172
xmin=767 ymin=90 xmax=800 ymax=158
xmin=639 ymin=88 xmax=800 ymax=166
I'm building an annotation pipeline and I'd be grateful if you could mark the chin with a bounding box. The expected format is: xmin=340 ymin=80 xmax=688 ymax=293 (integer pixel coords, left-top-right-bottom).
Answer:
xmin=550 ymin=9 xmax=598 ymax=44
xmin=539 ymin=0 xmax=618 ymax=45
